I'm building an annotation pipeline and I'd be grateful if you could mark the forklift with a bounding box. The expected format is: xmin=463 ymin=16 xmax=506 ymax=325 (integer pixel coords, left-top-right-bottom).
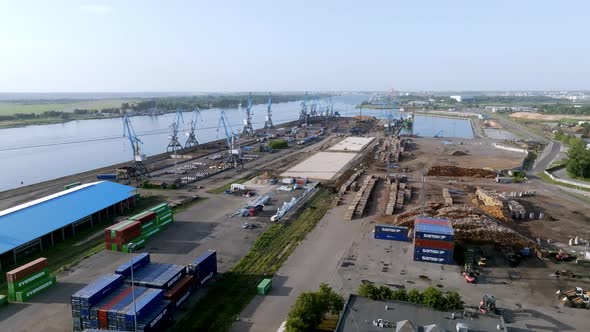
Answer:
xmin=479 ymin=294 xmax=498 ymax=314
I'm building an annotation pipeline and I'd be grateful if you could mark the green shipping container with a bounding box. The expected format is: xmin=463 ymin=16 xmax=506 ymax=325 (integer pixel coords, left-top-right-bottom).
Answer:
xmin=7 ymin=268 xmax=49 ymax=293
xmin=157 ymin=213 xmax=173 ymax=223
xmin=129 ymin=211 xmax=151 ymax=220
xmin=149 ymin=203 xmax=170 ymax=212
xmin=7 ymin=292 xmax=15 ymax=301
xmin=142 ymin=226 xmax=161 ymax=238
xmin=141 ymin=220 xmax=156 ymax=231
xmin=257 ymin=279 xmax=272 ymax=295
xmin=0 ymin=294 xmax=7 ymax=306
xmin=122 ymin=237 xmax=147 ymax=253
xmin=111 ymin=243 xmax=119 ymax=251
xmin=14 ymin=275 xmax=56 ymax=302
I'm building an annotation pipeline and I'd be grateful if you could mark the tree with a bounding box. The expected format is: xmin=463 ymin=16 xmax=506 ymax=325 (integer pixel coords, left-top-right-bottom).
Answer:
xmin=407 ymin=288 xmax=422 ymax=304
xmin=443 ymin=291 xmax=463 ymax=310
xmin=422 ymin=286 xmax=444 ymax=310
xmin=358 ymin=283 xmax=379 ymax=299
xmin=286 ymin=284 xmax=344 ymax=332
xmin=318 ymin=283 xmax=344 ymax=314
xmin=566 ymin=138 xmax=590 ymax=178
xmin=392 ymin=288 xmax=407 ymax=301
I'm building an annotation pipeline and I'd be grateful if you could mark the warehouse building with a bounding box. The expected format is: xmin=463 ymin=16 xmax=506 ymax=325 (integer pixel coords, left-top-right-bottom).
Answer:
xmin=336 ymin=295 xmax=507 ymax=332
xmin=0 ymin=181 xmax=138 ymax=270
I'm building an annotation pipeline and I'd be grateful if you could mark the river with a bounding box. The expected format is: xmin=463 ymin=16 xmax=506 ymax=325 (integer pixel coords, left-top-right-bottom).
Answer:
xmin=0 ymin=95 xmax=473 ymax=191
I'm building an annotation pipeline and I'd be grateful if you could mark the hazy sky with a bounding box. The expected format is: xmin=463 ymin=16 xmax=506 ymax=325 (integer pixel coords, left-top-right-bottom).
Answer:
xmin=1 ymin=1 xmax=589 ymax=92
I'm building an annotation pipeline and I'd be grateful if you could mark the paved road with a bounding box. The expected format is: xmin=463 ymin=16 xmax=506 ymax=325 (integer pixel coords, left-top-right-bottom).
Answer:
xmin=532 ymin=140 xmax=561 ymax=173
xmin=230 ymin=204 xmax=366 ymax=332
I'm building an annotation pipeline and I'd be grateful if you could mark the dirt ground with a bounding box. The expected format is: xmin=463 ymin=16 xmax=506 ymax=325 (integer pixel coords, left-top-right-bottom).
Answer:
xmin=511 ymin=112 xmax=590 ymax=121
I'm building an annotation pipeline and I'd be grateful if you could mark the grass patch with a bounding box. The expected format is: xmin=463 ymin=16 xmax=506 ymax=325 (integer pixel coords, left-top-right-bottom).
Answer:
xmin=537 ymin=172 xmax=590 ymax=192
xmin=0 ymin=99 xmax=132 ymax=115
xmin=0 ymin=195 xmax=163 ymax=294
xmin=207 ymin=176 xmax=250 ymax=194
xmin=172 ymin=188 xmax=334 ymax=331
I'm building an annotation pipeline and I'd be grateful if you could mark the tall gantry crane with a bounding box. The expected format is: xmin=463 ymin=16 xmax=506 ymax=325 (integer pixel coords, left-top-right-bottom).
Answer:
xmin=298 ymin=91 xmax=309 ymax=126
xmin=242 ymin=93 xmax=255 ymax=135
xmin=166 ymin=107 xmax=184 ymax=153
xmin=218 ymin=110 xmax=243 ymax=168
xmin=185 ymin=106 xmax=202 ymax=148
xmin=122 ymin=112 xmax=150 ymax=179
xmin=263 ymin=92 xmax=274 ymax=130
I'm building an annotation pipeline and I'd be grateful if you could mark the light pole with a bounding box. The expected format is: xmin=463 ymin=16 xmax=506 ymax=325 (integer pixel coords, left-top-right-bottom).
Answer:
xmin=127 ymin=243 xmax=138 ymax=332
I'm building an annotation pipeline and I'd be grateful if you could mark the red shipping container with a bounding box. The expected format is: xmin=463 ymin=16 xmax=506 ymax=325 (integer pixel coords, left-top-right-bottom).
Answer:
xmin=98 ymin=287 xmax=133 ymax=329
xmin=6 ymin=257 xmax=48 ymax=283
xmin=164 ymin=275 xmax=195 ymax=304
xmin=106 ymin=221 xmax=142 ymax=245
xmin=414 ymin=238 xmax=454 ymax=250
xmin=132 ymin=211 xmax=156 ymax=225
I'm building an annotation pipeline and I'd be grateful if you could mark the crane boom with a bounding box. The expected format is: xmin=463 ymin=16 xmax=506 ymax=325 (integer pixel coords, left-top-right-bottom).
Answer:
xmin=185 ymin=106 xmax=201 ymax=148
xmin=121 ymin=112 xmax=149 ymax=179
xmin=167 ymin=107 xmax=184 ymax=153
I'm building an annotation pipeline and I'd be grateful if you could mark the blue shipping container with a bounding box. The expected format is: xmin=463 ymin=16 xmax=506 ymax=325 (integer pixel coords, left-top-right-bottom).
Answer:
xmin=115 ymin=253 xmax=151 ymax=278
xmin=118 ymin=289 xmax=164 ymax=329
xmin=414 ymin=247 xmax=453 ymax=258
xmin=415 ymin=216 xmax=451 ymax=225
xmin=137 ymin=300 xmax=173 ymax=332
xmin=107 ymin=287 xmax=149 ymax=328
xmin=413 ymin=252 xmax=453 ymax=264
xmin=187 ymin=250 xmax=217 ymax=286
xmin=72 ymin=274 xmax=124 ymax=307
xmin=374 ymin=225 xmax=409 ymax=241
xmin=415 ymin=223 xmax=454 ymax=235
xmin=96 ymin=174 xmax=118 ymax=180
xmin=414 ymin=231 xmax=454 ymax=242
xmin=129 ymin=263 xmax=185 ymax=289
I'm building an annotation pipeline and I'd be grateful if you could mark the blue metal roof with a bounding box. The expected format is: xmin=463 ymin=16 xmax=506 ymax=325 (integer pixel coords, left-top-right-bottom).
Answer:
xmin=0 ymin=181 xmax=136 ymax=254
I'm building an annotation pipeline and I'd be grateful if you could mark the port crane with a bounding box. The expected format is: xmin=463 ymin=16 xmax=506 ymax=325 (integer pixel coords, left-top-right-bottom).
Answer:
xmin=184 ymin=106 xmax=202 ymax=148
xmin=166 ymin=107 xmax=184 ymax=153
xmin=434 ymin=129 xmax=445 ymax=138
xmin=242 ymin=93 xmax=255 ymax=135
xmin=122 ymin=112 xmax=150 ymax=179
xmin=218 ymin=110 xmax=243 ymax=169
xmin=298 ymin=92 xmax=309 ymax=126
xmin=263 ymin=92 xmax=274 ymax=130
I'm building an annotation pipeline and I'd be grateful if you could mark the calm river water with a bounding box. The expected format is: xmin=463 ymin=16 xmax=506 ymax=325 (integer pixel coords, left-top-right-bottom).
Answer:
xmin=0 ymin=95 xmax=473 ymax=191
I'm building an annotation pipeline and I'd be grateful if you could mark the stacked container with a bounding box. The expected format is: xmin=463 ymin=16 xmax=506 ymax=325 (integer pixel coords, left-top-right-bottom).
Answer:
xmin=413 ymin=217 xmax=454 ymax=265
xmin=6 ymin=257 xmax=56 ymax=302
xmin=374 ymin=224 xmax=409 ymax=241
xmin=126 ymin=263 xmax=186 ymax=290
xmin=105 ymin=203 xmax=174 ymax=252
xmin=164 ymin=275 xmax=195 ymax=308
xmin=186 ymin=250 xmax=217 ymax=287
xmin=71 ymin=274 xmax=124 ymax=331
xmin=148 ymin=203 xmax=174 ymax=228
xmin=104 ymin=220 xmax=142 ymax=251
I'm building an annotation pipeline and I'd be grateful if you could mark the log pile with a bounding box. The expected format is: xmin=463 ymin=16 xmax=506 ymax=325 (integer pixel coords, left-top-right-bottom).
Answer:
xmin=340 ymin=170 xmax=363 ymax=194
xmin=475 ymin=187 xmax=504 ymax=207
xmin=392 ymin=202 xmax=536 ymax=249
xmin=442 ymin=188 xmax=453 ymax=205
xmin=427 ymin=166 xmax=496 ymax=178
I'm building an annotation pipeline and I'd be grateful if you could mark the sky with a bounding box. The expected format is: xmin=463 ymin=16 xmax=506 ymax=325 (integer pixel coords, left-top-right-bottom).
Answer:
xmin=1 ymin=0 xmax=589 ymax=92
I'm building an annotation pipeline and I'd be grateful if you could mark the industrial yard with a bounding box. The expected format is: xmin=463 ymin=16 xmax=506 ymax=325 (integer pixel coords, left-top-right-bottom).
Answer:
xmin=0 ymin=106 xmax=589 ymax=332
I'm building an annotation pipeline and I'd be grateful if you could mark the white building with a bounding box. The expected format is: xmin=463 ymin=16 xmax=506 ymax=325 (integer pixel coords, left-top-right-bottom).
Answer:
xmin=450 ymin=95 xmax=462 ymax=102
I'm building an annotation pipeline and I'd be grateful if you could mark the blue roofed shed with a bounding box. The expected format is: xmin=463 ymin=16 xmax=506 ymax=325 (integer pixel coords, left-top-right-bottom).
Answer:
xmin=0 ymin=181 xmax=137 ymax=268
